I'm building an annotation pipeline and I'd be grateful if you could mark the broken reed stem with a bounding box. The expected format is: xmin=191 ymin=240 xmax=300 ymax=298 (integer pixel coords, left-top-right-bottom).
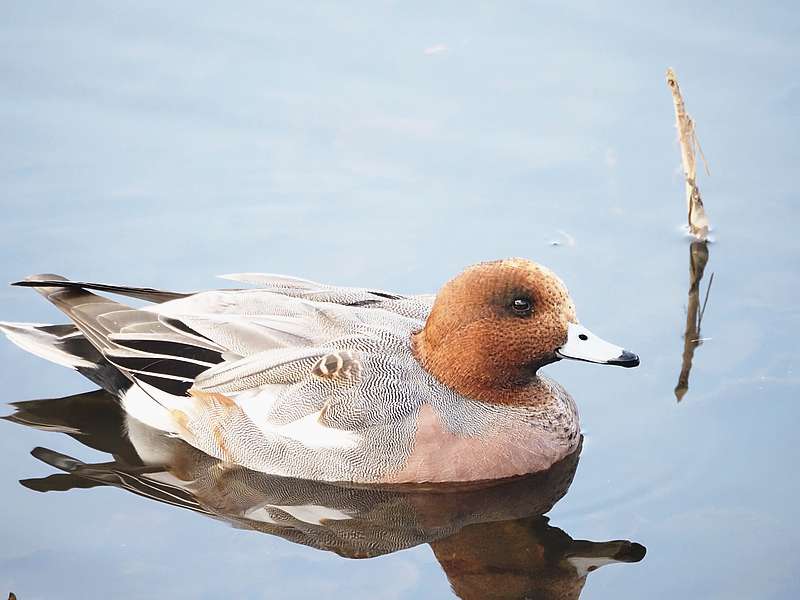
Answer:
xmin=666 ymin=68 xmax=710 ymax=240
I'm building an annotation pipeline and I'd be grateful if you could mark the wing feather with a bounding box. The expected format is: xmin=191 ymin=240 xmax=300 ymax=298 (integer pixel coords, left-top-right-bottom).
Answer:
xmin=217 ymin=272 xmax=405 ymax=306
xmin=192 ymin=348 xmax=325 ymax=393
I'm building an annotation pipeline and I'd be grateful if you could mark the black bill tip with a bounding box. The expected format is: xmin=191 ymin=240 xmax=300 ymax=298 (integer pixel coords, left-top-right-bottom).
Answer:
xmin=608 ymin=350 xmax=640 ymax=368
xmin=614 ymin=541 xmax=647 ymax=562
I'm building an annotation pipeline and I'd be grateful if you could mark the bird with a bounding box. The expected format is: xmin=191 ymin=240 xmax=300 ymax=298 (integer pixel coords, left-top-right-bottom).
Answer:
xmin=0 ymin=258 xmax=638 ymax=483
xmin=6 ymin=389 xmax=646 ymax=599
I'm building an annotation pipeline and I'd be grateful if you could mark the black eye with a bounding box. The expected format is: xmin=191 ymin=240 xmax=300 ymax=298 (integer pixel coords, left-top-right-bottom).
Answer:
xmin=511 ymin=297 xmax=532 ymax=315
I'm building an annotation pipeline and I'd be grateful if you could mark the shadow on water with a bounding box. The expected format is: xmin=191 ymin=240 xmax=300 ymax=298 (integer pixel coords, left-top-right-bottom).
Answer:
xmin=4 ymin=390 xmax=645 ymax=600
xmin=674 ymin=240 xmax=714 ymax=402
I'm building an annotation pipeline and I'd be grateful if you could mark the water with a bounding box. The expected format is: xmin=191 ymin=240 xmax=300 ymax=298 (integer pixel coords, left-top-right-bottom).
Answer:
xmin=1 ymin=2 xmax=798 ymax=598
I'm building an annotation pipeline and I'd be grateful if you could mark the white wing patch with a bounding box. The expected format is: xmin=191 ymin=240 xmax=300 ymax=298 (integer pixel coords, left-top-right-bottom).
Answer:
xmin=219 ymin=384 xmax=362 ymax=451
xmin=243 ymin=503 xmax=352 ymax=525
xmin=243 ymin=506 xmax=278 ymax=524
xmin=273 ymin=504 xmax=352 ymax=525
xmin=277 ymin=410 xmax=360 ymax=450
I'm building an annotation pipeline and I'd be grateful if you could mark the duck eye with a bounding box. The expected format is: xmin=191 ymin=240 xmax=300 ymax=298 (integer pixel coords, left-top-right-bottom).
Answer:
xmin=511 ymin=297 xmax=532 ymax=315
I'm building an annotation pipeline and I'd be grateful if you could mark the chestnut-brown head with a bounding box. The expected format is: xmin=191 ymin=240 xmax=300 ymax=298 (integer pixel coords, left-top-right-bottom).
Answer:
xmin=413 ymin=258 xmax=638 ymax=404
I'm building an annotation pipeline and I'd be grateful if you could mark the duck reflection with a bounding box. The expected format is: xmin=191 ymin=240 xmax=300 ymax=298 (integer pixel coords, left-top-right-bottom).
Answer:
xmin=5 ymin=389 xmax=645 ymax=599
xmin=675 ymin=240 xmax=714 ymax=401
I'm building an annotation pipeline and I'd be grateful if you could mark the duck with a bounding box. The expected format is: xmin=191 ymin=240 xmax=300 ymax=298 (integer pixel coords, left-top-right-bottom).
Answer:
xmin=0 ymin=258 xmax=639 ymax=483
xmin=7 ymin=389 xmax=646 ymax=599
xmin=6 ymin=387 xmax=585 ymax=557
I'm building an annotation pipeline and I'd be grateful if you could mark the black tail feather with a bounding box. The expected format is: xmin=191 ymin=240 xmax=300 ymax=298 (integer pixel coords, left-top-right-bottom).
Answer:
xmin=12 ymin=277 xmax=190 ymax=304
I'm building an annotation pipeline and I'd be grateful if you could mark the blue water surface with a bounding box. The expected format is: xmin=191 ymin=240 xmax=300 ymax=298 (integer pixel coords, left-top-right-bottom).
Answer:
xmin=1 ymin=2 xmax=798 ymax=598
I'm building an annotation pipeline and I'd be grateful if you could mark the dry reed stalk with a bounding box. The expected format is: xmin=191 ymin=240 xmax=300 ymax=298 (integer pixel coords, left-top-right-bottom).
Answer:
xmin=666 ymin=68 xmax=710 ymax=240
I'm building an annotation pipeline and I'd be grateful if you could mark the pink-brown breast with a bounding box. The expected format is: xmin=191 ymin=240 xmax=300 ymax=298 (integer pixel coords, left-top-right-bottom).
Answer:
xmin=384 ymin=403 xmax=575 ymax=483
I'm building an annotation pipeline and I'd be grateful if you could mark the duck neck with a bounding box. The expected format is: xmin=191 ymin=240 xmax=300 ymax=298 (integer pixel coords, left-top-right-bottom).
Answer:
xmin=412 ymin=329 xmax=550 ymax=406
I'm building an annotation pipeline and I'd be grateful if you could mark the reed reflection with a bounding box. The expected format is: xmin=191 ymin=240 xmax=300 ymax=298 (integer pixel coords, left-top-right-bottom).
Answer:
xmin=675 ymin=240 xmax=714 ymax=401
xmin=5 ymin=390 xmax=645 ymax=599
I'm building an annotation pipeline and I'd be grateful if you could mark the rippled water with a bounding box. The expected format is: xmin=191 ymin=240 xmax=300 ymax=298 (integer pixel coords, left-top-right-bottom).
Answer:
xmin=1 ymin=2 xmax=798 ymax=599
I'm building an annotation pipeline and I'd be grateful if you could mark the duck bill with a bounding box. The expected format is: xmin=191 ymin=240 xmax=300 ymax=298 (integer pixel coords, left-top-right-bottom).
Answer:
xmin=556 ymin=323 xmax=639 ymax=368
xmin=564 ymin=539 xmax=647 ymax=576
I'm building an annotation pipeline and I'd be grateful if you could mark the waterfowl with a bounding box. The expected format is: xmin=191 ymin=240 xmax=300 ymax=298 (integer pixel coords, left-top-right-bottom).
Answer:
xmin=7 ymin=390 xmax=645 ymax=584
xmin=8 ymin=388 xmax=585 ymax=557
xmin=0 ymin=258 xmax=638 ymax=483
xmin=7 ymin=389 xmax=645 ymax=599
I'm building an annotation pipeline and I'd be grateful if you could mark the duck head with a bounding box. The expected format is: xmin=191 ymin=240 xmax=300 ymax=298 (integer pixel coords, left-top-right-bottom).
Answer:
xmin=413 ymin=258 xmax=638 ymax=403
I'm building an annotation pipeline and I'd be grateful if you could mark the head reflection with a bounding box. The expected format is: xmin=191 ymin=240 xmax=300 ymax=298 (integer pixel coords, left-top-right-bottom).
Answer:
xmin=5 ymin=389 xmax=645 ymax=599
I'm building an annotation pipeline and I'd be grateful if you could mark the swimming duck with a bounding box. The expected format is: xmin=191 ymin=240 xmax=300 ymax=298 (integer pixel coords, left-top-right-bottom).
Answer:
xmin=7 ymin=389 xmax=645 ymax=599
xmin=9 ymin=389 xmax=643 ymax=564
xmin=0 ymin=258 xmax=638 ymax=483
